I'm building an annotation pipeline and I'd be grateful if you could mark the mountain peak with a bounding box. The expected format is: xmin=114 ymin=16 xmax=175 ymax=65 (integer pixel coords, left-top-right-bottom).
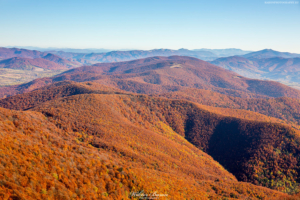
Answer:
xmin=261 ymin=49 xmax=276 ymax=52
xmin=243 ymin=49 xmax=300 ymax=59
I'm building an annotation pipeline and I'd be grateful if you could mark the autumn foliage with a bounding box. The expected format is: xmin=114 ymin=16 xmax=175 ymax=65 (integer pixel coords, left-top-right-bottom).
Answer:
xmin=0 ymin=108 xmax=145 ymax=199
xmin=0 ymin=87 xmax=291 ymax=199
xmin=2 ymin=56 xmax=300 ymax=99
xmin=1 ymin=56 xmax=300 ymax=199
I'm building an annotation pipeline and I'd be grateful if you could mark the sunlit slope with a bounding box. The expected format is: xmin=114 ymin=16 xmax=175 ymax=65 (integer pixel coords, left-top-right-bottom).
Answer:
xmin=30 ymin=92 xmax=297 ymax=196
xmin=0 ymin=81 xmax=126 ymax=110
xmin=0 ymin=107 xmax=144 ymax=199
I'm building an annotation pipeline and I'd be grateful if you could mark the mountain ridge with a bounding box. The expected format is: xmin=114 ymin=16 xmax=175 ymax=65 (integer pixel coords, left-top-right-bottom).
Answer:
xmin=1 ymin=56 xmax=300 ymax=100
xmin=242 ymin=49 xmax=300 ymax=59
xmin=0 ymin=57 xmax=72 ymax=70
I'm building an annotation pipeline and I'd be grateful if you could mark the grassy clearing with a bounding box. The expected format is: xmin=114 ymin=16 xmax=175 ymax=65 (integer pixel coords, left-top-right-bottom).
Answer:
xmin=0 ymin=68 xmax=65 ymax=86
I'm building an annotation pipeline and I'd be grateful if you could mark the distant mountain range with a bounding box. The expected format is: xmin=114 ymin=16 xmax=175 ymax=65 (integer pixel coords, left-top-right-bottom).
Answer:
xmin=7 ymin=46 xmax=252 ymax=56
xmin=0 ymin=47 xmax=82 ymax=86
xmin=0 ymin=54 xmax=78 ymax=70
xmin=0 ymin=47 xmax=79 ymax=67
xmin=3 ymin=46 xmax=255 ymax=63
xmin=5 ymin=46 xmax=115 ymax=53
xmin=47 ymin=48 xmax=219 ymax=64
xmin=211 ymin=49 xmax=300 ymax=88
xmin=1 ymin=46 xmax=300 ymax=89
xmin=242 ymin=49 xmax=300 ymax=59
xmin=0 ymin=47 xmax=221 ymax=66
xmin=194 ymin=48 xmax=252 ymax=57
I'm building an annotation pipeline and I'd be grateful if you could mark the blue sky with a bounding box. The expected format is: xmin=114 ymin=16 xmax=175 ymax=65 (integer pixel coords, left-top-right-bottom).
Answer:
xmin=0 ymin=0 xmax=299 ymax=52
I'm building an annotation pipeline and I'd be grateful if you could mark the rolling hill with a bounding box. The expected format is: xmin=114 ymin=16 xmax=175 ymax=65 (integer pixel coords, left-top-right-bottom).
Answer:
xmin=0 ymin=47 xmax=45 ymax=60
xmin=0 ymin=57 xmax=70 ymax=70
xmin=0 ymin=52 xmax=79 ymax=70
xmin=1 ymin=81 xmax=300 ymax=195
xmin=3 ymin=47 xmax=300 ymax=90
xmin=42 ymin=53 xmax=79 ymax=67
xmin=2 ymin=80 xmax=300 ymax=129
xmin=0 ymin=47 xmax=79 ymax=67
xmin=1 ymin=56 xmax=300 ymax=99
xmin=0 ymin=81 xmax=126 ymax=110
xmin=1 ymin=83 xmax=292 ymax=199
xmin=0 ymin=48 xmax=81 ymax=86
xmin=31 ymin=90 xmax=300 ymax=194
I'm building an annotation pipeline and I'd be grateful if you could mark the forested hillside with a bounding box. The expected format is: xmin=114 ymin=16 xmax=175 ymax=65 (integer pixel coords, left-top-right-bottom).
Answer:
xmin=1 ymin=91 xmax=291 ymax=199
xmin=1 ymin=56 xmax=300 ymax=199
xmin=155 ymin=88 xmax=300 ymax=126
xmin=2 ymin=56 xmax=300 ymax=99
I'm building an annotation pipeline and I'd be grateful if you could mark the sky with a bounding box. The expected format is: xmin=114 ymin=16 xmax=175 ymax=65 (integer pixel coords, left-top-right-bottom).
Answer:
xmin=0 ymin=0 xmax=299 ymax=53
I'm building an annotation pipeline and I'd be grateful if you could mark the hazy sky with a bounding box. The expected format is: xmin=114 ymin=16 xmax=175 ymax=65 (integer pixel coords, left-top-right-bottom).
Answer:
xmin=0 ymin=0 xmax=299 ymax=52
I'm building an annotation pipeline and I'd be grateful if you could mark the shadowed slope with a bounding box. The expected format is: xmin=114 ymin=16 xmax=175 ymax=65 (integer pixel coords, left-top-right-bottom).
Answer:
xmin=155 ymin=88 xmax=300 ymax=126
xmin=42 ymin=53 xmax=77 ymax=67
